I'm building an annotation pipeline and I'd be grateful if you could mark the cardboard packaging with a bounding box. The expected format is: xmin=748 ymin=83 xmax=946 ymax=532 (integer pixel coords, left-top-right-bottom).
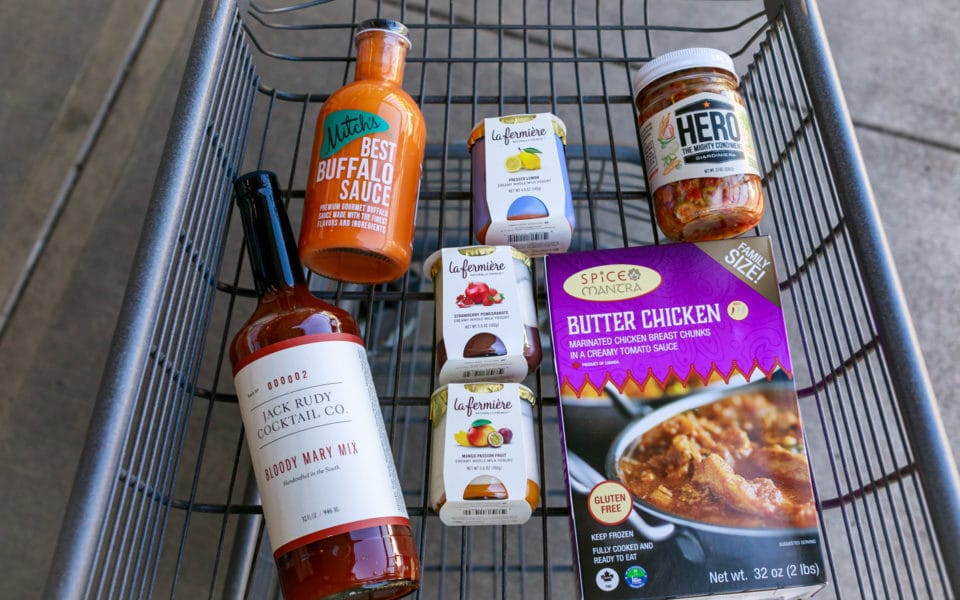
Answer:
xmin=545 ymin=237 xmax=826 ymax=599
xmin=428 ymin=383 xmax=541 ymax=526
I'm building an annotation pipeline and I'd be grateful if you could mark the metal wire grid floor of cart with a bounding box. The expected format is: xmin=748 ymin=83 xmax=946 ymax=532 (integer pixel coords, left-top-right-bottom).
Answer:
xmin=45 ymin=0 xmax=959 ymax=599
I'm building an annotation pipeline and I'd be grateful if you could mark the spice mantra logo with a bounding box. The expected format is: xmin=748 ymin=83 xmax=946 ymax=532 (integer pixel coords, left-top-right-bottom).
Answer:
xmin=562 ymin=264 xmax=662 ymax=302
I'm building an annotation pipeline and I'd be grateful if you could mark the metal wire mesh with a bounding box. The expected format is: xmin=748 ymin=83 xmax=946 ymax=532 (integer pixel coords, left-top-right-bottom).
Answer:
xmin=741 ymin=17 xmax=951 ymax=600
xmin=76 ymin=10 xmax=259 ymax=598
xmin=53 ymin=1 xmax=957 ymax=599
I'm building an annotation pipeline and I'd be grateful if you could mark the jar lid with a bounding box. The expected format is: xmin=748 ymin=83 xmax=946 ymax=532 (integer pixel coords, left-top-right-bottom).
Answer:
xmin=632 ymin=47 xmax=737 ymax=96
xmin=424 ymin=245 xmax=533 ymax=282
xmin=356 ymin=18 xmax=411 ymax=49
xmin=467 ymin=113 xmax=567 ymax=152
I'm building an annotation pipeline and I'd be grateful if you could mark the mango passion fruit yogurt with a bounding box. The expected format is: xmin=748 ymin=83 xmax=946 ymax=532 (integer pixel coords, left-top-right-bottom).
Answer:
xmin=429 ymin=383 xmax=541 ymax=525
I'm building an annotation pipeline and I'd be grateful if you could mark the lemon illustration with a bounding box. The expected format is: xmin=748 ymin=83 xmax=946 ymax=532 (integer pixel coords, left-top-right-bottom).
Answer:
xmin=504 ymin=155 xmax=523 ymax=172
xmin=519 ymin=151 xmax=541 ymax=170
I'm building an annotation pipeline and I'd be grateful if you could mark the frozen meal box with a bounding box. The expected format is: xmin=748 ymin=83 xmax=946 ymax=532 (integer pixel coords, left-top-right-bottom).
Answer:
xmin=545 ymin=237 xmax=826 ymax=599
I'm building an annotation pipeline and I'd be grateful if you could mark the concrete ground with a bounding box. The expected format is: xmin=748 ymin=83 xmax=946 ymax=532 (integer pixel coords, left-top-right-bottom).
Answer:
xmin=0 ymin=0 xmax=956 ymax=598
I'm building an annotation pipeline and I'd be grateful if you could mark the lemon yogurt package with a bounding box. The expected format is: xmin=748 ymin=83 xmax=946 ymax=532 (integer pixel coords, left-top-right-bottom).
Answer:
xmin=467 ymin=113 xmax=575 ymax=256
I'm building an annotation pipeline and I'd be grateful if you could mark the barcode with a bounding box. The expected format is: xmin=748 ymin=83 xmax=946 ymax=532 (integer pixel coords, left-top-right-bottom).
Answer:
xmin=507 ymin=232 xmax=549 ymax=242
xmin=463 ymin=508 xmax=509 ymax=516
xmin=464 ymin=368 xmax=505 ymax=378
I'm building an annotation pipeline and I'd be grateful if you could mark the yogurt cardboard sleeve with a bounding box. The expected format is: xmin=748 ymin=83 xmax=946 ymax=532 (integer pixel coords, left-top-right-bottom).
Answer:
xmin=428 ymin=383 xmax=541 ymax=526
xmin=425 ymin=246 xmax=541 ymax=386
xmin=544 ymin=237 xmax=826 ymax=600
xmin=468 ymin=113 xmax=574 ymax=256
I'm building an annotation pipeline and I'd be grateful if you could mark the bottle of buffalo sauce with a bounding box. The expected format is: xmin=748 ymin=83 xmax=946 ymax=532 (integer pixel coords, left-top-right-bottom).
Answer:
xmin=300 ymin=18 xmax=426 ymax=284
xmin=230 ymin=171 xmax=420 ymax=600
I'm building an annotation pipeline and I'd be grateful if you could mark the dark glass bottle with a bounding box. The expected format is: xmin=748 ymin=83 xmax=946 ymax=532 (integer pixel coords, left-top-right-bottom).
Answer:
xmin=229 ymin=171 xmax=420 ymax=600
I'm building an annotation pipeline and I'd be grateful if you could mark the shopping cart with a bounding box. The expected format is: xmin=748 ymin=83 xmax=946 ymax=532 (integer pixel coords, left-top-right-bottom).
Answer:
xmin=45 ymin=0 xmax=960 ymax=598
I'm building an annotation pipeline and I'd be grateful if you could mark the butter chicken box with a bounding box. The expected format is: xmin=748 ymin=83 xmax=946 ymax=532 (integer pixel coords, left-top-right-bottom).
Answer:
xmin=544 ymin=237 xmax=826 ymax=600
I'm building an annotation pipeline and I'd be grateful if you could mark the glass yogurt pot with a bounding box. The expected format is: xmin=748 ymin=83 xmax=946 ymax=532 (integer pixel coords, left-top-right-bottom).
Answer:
xmin=424 ymin=245 xmax=541 ymax=386
xmin=428 ymin=383 xmax=541 ymax=525
xmin=468 ymin=113 xmax=574 ymax=256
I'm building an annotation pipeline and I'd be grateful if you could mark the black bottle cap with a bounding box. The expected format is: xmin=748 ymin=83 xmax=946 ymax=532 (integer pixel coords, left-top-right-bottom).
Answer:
xmin=233 ymin=170 xmax=306 ymax=295
xmin=233 ymin=170 xmax=277 ymax=201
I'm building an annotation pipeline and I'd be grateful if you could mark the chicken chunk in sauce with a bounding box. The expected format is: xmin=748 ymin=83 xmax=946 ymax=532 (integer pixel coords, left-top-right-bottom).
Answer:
xmin=619 ymin=391 xmax=816 ymax=529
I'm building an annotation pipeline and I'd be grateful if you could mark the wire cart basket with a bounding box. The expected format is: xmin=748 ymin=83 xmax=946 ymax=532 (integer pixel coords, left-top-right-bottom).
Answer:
xmin=45 ymin=0 xmax=960 ymax=598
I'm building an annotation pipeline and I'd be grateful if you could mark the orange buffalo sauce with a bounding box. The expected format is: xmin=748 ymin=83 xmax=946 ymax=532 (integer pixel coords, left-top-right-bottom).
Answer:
xmin=300 ymin=19 xmax=426 ymax=283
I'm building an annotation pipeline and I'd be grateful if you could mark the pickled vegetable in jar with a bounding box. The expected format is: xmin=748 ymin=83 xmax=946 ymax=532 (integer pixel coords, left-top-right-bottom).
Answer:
xmin=634 ymin=48 xmax=764 ymax=242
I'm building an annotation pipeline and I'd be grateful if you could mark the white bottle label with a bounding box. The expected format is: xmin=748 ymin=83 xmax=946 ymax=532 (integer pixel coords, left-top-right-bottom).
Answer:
xmin=639 ymin=91 xmax=760 ymax=191
xmin=232 ymin=334 xmax=408 ymax=557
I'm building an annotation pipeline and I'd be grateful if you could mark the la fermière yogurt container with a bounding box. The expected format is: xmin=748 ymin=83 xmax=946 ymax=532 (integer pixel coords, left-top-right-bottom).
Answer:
xmin=428 ymin=382 xmax=540 ymax=526
xmin=425 ymin=245 xmax=541 ymax=386
xmin=468 ymin=113 xmax=575 ymax=256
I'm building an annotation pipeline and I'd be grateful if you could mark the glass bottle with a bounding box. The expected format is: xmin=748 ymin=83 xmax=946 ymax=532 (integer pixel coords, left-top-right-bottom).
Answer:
xmin=300 ymin=19 xmax=427 ymax=284
xmin=230 ymin=171 xmax=420 ymax=600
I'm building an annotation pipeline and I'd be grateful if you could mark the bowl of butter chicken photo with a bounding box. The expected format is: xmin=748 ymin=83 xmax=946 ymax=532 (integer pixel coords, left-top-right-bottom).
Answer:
xmin=606 ymin=381 xmax=818 ymax=536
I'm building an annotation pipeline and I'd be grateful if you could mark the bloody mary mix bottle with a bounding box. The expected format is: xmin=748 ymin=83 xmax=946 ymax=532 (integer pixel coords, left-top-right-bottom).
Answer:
xmin=230 ymin=171 xmax=420 ymax=600
xmin=300 ymin=19 xmax=426 ymax=284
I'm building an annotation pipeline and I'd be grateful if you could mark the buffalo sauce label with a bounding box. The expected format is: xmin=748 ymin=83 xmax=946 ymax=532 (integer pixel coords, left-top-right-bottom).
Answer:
xmin=640 ymin=92 xmax=759 ymax=191
xmin=312 ymin=108 xmax=399 ymax=235
xmin=232 ymin=334 xmax=408 ymax=557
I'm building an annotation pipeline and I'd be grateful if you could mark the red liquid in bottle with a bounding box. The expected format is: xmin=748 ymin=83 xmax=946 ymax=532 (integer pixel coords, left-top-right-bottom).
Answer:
xmin=230 ymin=171 xmax=420 ymax=600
